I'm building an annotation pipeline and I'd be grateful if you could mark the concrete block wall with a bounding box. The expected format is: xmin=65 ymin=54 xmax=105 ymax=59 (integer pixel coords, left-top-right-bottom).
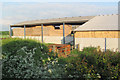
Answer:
xmin=75 ymin=38 xmax=120 ymax=52
xmin=12 ymin=36 xmax=73 ymax=44
xmin=43 ymin=36 xmax=62 ymax=44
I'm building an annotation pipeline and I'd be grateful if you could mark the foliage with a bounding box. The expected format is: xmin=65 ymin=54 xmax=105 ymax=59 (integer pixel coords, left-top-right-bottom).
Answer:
xmin=2 ymin=38 xmax=120 ymax=79
xmin=0 ymin=31 xmax=9 ymax=38
xmin=0 ymin=31 xmax=9 ymax=35
xmin=60 ymin=47 xmax=120 ymax=79
xmin=2 ymin=38 xmax=67 ymax=78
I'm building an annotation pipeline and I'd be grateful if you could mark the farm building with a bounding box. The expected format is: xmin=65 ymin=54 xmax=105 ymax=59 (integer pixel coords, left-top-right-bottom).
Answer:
xmin=10 ymin=14 xmax=120 ymax=51
xmin=10 ymin=16 xmax=94 ymax=45
xmin=74 ymin=14 xmax=120 ymax=51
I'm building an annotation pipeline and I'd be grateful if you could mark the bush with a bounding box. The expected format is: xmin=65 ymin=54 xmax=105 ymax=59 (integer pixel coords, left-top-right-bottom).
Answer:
xmin=2 ymin=38 xmax=66 ymax=78
xmin=2 ymin=39 xmax=119 ymax=79
xmin=60 ymin=47 xmax=120 ymax=79
xmin=0 ymin=31 xmax=9 ymax=38
xmin=83 ymin=47 xmax=97 ymax=53
xmin=0 ymin=31 xmax=9 ymax=35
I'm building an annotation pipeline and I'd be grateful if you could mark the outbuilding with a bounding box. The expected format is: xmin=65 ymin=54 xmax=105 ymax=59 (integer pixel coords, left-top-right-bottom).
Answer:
xmin=74 ymin=14 xmax=120 ymax=51
xmin=10 ymin=16 xmax=94 ymax=45
xmin=10 ymin=14 xmax=119 ymax=51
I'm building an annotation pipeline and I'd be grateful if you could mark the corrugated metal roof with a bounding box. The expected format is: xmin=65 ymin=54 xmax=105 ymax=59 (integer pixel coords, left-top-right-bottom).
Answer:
xmin=74 ymin=14 xmax=119 ymax=31
xmin=11 ymin=16 xmax=94 ymax=27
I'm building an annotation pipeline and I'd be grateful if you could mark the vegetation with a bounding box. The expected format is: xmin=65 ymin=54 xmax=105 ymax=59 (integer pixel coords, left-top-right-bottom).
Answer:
xmin=0 ymin=31 xmax=9 ymax=38
xmin=2 ymin=38 xmax=66 ymax=78
xmin=59 ymin=47 xmax=120 ymax=79
xmin=0 ymin=31 xmax=9 ymax=35
xmin=1 ymin=38 xmax=120 ymax=79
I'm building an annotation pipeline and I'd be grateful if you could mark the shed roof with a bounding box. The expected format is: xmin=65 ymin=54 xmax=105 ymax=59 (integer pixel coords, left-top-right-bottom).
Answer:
xmin=11 ymin=16 xmax=94 ymax=27
xmin=74 ymin=14 xmax=119 ymax=31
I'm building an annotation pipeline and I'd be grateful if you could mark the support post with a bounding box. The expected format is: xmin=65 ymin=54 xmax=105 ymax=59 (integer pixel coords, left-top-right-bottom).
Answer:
xmin=63 ymin=23 xmax=65 ymax=44
xmin=24 ymin=25 xmax=26 ymax=39
xmin=73 ymin=32 xmax=75 ymax=49
xmin=9 ymin=26 xmax=12 ymax=37
xmin=41 ymin=24 xmax=43 ymax=43
xmin=105 ymin=38 xmax=106 ymax=52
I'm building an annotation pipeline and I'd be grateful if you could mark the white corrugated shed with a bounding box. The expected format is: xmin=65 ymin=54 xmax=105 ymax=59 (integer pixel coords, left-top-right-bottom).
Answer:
xmin=74 ymin=14 xmax=119 ymax=31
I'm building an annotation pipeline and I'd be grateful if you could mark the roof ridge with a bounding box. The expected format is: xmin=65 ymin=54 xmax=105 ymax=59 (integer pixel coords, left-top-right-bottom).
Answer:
xmin=97 ymin=14 xmax=118 ymax=16
xmin=15 ymin=16 xmax=95 ymax=24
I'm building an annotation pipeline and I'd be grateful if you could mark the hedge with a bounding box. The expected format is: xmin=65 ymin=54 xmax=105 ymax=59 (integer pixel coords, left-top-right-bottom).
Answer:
xmin=2 ymin=38 xmax=66 ymax=78
xmin=59 ymin=47 xmax=120 ymax=79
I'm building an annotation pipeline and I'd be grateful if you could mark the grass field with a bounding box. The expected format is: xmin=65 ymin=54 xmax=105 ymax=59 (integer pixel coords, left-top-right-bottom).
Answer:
xmin=0 ymin=31 xmax=9 ymax=38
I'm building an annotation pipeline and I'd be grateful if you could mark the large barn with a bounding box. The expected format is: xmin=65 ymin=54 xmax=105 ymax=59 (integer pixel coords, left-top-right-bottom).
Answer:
xmin=74 ymin=14 xmax=120 ymax=51
xmin=10 ymin=14 xmax=120 ymax=51
xmin=10 ymin=16 xmax=94 ymax=45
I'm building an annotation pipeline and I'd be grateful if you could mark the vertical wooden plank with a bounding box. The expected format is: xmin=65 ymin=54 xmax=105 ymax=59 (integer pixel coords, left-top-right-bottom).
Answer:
xmin=57 ymin=48 xmax=59 ymax=53
xmin=53 ymin=45 xmax=56 ymax=53
xmin=65 ymin=47 xmax=66 ymax=55
xmin=73 ymin=32 xmax=75 ymax=49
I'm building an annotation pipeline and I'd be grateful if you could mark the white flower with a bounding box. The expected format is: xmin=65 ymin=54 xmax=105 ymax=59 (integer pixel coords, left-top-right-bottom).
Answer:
xmin=97 ymin=73 xmax=101 ymax=78
xmin=48 ymin=57 xmax=51 ymax=61
xmin=44 ymin=67 xmax=47 ymax=69
xmin=56 ymin=60 xmax=58 ymax=63
xmin=98 ymin=75 xmax=101 ymax=78
xmin=42 ymin=60 xmax=45 ymax=62
xmin=52 ymin=61 xmax=54 ymax=65
xmin=48 ymin=69 xmax=52 ymax=73
xmin=97 ymin=73 xmax=99 ymax=76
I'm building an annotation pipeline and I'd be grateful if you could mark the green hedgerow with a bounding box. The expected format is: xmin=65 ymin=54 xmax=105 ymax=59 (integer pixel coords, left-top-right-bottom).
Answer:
xmin=60 ymin=47 xmax=120 ymax=79
xmin=2 ymin=38 xmax=67 ymax=78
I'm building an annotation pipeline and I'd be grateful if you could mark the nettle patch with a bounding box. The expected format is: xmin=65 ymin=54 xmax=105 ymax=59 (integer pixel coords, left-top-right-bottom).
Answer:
xmin=2 ymin=39 xmax=67 ymax=78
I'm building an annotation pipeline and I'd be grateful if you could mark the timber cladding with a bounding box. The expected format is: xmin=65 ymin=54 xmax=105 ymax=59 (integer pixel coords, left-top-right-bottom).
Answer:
xmin=12 ymin=25 xmax=72 ymax=37
xmin=75 ymin=31 xmax=120 ymax=38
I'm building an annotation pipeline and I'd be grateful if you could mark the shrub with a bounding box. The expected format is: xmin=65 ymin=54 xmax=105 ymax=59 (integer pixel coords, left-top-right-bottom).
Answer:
xmin=83 ymin=47 xmax=97 ymax=53
xmin=60 ymin=47 xmax=120 ymax=79
xmin=0 ymin=31 xmax=9 ymax=35
xmin=0 ymin=31 xmax=9 ymax=38
xmin=2 ymin=39 xmax=119 ymax=79
xmin=2 ymin=38 xmax=66 ymax=78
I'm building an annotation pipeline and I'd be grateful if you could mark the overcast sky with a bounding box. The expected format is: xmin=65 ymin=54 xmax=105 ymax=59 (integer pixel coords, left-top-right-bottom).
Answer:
xmin=0 ymin=1 xmax=119 ymax=31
